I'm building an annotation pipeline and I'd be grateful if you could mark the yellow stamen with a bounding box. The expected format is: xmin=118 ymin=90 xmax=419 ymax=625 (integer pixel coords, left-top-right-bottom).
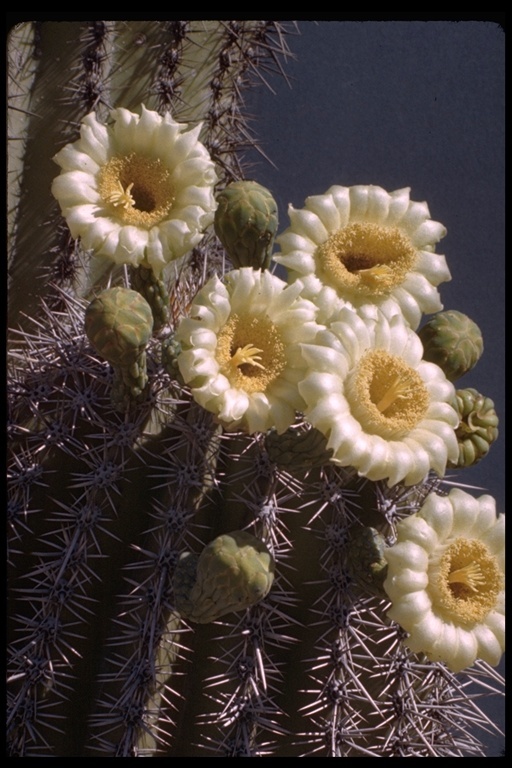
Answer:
xmin=448 ymin=562 xmax=486 ymax=593
xmin=215 ymin=314 xmax=285 ymax=395
xmin=375 ymin=373 xmax=414 ymax=414
xmin=347 ymin=349 xmax=429 ymax=438
xmin=355 ymin=263 xmax=395 ymax=288
xmin=98 ymin=153 xmax=175 ymax=229
xmin=315 ymin=222 xmax=416 ymax=298
xmin=430 ymin=537 xmax=503 ymax=624
xmin=107 ymin=181 xmax=135 ymax=209
xmin=229 ymin=344 xmax=265 ymax=371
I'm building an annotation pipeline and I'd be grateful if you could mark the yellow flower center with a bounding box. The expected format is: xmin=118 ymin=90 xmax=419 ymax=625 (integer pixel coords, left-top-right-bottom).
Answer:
xmin=430 ymin=538 xmax=503 ymax=625
xmin=98 ymin=153 xmax=175 ymax=228
xmin=315 ymin=222 xmax=416 ymax=297
xmin=347 ymin=349 xmax=429 ymax=437
xmin=215 ymin=314 xmax=286 ymax=394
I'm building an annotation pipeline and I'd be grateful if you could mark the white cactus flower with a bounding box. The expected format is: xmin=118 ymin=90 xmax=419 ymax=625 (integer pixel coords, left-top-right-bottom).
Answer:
xmin=299 ymin=308 xmax=459 ymax=486
xmin=384 ymin=488 xmax=505 ymax=673
xmin=52 ymin=105 xmax=218 ymax=274
xmin=175 ymin=267 xmax=323 ymax=434
xmin=275 ymin=184 xmax=451 ymax=328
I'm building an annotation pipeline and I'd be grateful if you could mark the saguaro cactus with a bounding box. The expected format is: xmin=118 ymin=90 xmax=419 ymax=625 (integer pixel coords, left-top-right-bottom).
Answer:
xmin=7 ymin=21 xmax=504 ymax=758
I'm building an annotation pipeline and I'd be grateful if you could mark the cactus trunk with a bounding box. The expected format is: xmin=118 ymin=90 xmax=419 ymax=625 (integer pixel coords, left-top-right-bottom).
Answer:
xmin=8 ymin=20 xmax=503 ymax=757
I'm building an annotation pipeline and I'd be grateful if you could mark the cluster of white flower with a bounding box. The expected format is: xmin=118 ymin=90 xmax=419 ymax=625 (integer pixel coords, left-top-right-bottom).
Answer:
xmin=174 ymin=183 xmax=504 ymax=675
xmin=176 ymin=183 xmax=459 ymax=487
xmin=52 ymin=107 xmax=504 ymax=675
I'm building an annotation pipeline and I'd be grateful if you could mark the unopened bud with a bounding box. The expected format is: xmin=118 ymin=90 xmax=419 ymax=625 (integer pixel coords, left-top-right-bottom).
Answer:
xmin=85 ymin=287 xmax=153 ymax=368
xmin=174 ymin=530 xmax=275 ymax=623
xmin=418 ymin=310 xmax=483 ymax=382
xmin=449 ymin=388 xmax=499 ymax=468
xmin=214 ymin=180 xmax=278 ymax=270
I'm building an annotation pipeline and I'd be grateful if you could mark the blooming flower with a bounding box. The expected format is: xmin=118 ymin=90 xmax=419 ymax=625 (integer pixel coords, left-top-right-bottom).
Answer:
xmin=383 ymin=488 xmax=505 ymax=673
xmin=52 ymin=105 xmax=218 ymax=274
xmin=275 ymin=184 xmax=451 ymax=328
xmin=299 ymin=308 xmax=459 ymax=486
xmin=175 ymin=268 xmax=323 ymax=434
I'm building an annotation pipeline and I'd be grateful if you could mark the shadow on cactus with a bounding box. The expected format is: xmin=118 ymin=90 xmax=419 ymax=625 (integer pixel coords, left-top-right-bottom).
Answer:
xmin=7 ymin=20 xmax=503 ymax=757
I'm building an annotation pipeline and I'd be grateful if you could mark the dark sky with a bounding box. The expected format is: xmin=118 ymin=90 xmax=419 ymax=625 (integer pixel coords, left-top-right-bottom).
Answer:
xmin=247 ymin=20 xmax=505 ymax=754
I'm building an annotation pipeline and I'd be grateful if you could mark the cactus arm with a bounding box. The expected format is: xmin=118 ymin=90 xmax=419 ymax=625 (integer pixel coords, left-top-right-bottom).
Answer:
xmin=8 ymin=22 xmax=40 ymax=259
xmin=7 ymin=22 xmax=116 ymax=329
xmin=87 ymin=400 xmax=222 ymax=755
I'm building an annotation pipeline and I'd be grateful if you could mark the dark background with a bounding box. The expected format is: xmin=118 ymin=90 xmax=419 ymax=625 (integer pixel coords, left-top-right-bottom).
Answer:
xmin=247 ymin=20 xmax=505 ymax=754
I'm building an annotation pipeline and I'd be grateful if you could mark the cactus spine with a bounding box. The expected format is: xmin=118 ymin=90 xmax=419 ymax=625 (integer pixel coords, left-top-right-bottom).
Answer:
xmin=7 ymin=21 xmax=503 ymax=757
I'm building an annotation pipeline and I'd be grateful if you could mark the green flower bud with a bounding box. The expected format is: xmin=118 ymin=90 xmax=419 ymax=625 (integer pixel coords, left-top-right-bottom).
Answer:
xmin=347 ymin=526 xmax=388 ymax=592
xmin=418 ymin=310 xmax=483 ymax=382
xmin=85 ymin=287 xmax=153 ymax=369
xmin=265 ymin=424 xmax=333 ymax=470
xmin=449 ymin=388 xmax=499 ymax=468
xmin=214 ymin=180 xmax=278 ymax=270
xmin=174 ymin=531 xmax=275 ymax=624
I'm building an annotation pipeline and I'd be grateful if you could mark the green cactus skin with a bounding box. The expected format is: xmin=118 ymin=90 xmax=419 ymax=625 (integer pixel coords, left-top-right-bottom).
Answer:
xmin=173 ymin=551 xmax=201 ymax=614
xmin=214 ymin=180 xmax=278 ymax=270
xmin=418 ymin=310 xmax=484 ymax=382
xmin=449 ymin=388 xmax=499 ymax=468
xmin=265 ymin=422 xmax=333 ymax=470
xmin=7 ymin=20 xmax=503 ymax=758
